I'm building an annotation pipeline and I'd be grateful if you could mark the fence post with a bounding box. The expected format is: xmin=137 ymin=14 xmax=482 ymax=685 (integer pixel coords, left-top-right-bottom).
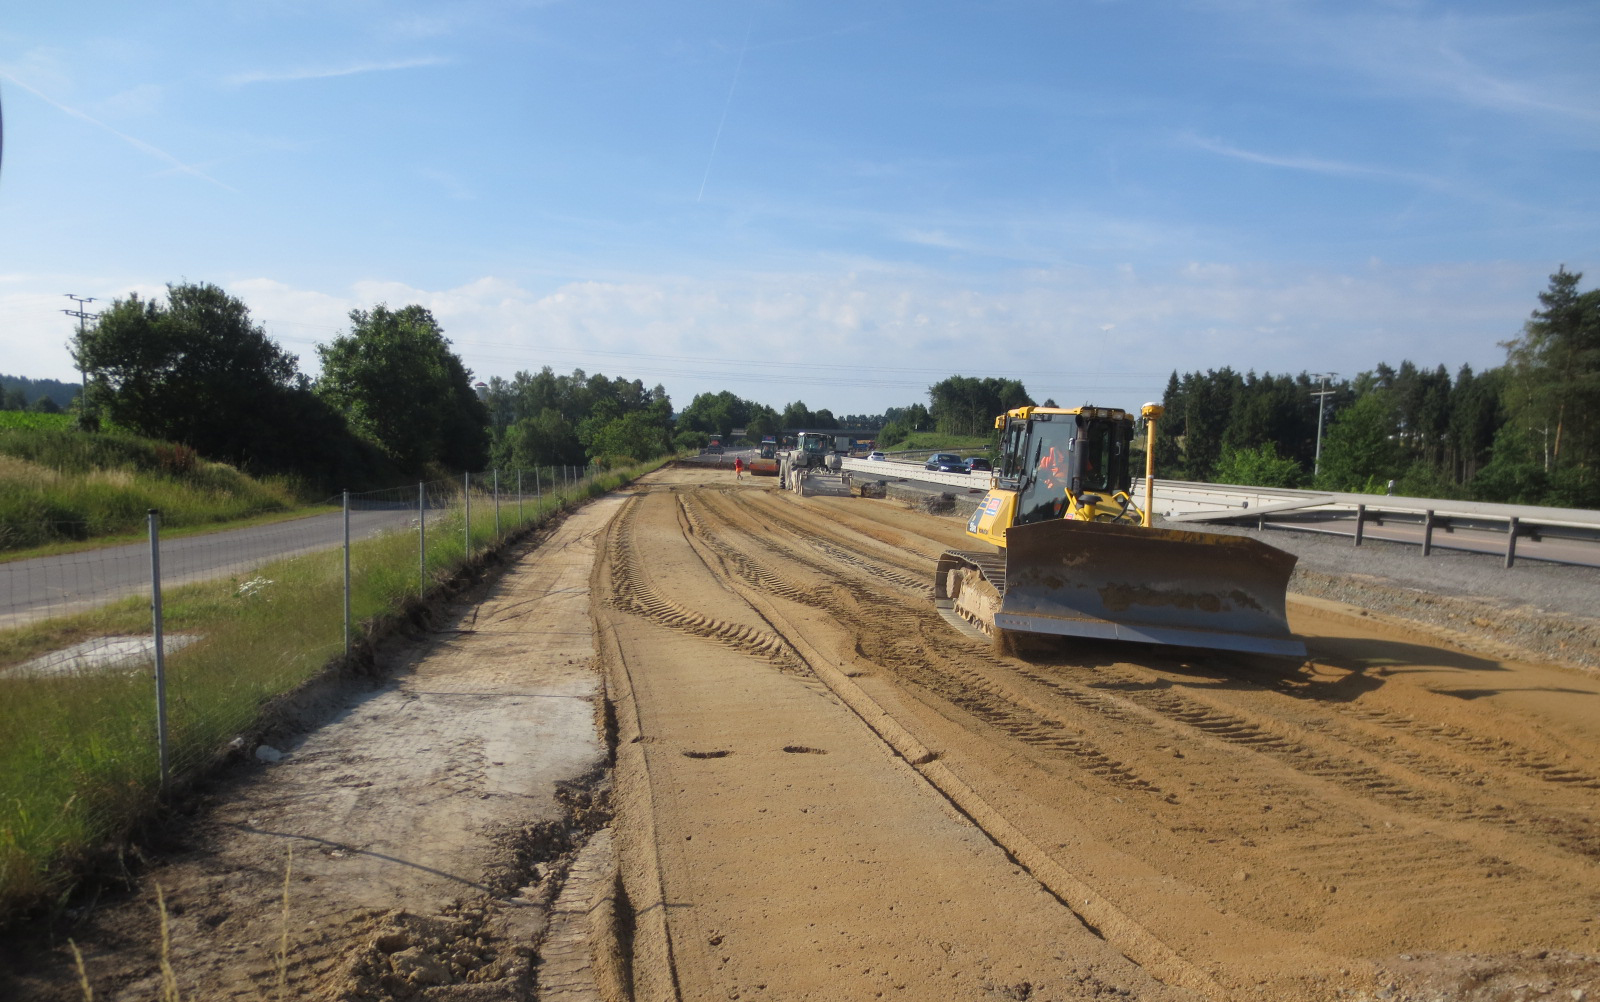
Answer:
xmin=1505 ymin=516 xmax=1519 ymax=568
xmin=148 ymin=509 xmax=170 ymax=786
xmin=418 ymin=481 xmax=427 ymax=596
xmin=1353 ymin=504 xmax=1366 ymax=547
xmin=343 ymin=490 xmax=351 ymax=657
xmin=536 ymin=466 xmax=543 ymax=515
xmin=494 ymin=469 xmax=501 ymax=538
xmin=464 ymin=471 xmax=472 ymax=556
xmin=1422 ymin=510 xmax=1434 ymax=557
xmin=517 ymin=469 xmax=523 ymax=524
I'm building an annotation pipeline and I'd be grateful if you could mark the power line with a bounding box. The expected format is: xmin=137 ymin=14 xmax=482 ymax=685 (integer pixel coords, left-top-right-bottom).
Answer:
xmin=1309 ymin=372 xmax=1338 ymax=476
xmin=62 ymin=294 xmax=98 ymax=416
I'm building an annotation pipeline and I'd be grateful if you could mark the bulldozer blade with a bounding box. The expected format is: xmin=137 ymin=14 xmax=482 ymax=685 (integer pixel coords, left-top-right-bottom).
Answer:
xmin=996 ymin=519 xmax=1304 ymax=658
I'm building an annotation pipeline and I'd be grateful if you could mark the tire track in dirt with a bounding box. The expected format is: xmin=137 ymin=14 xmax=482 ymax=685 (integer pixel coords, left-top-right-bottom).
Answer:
xmin=735 ymin=485 xmax=1600 ymax=864
xmin=597 ymin=482 xmax=1208 ymax=1001
xmin=668 ymin=483 xmax=1600 ymax=989
xmin=688 ymin=490 xmax=1170 ymax=798
xmin=604 ymin=494 xmax=802 ymax=672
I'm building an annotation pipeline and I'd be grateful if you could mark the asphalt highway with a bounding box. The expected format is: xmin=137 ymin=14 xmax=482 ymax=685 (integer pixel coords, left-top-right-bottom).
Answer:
xmin=1 ymin=509 xmax=417 ymax=629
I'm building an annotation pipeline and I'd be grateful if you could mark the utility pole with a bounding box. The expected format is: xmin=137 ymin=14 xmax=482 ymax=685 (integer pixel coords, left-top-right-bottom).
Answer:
xmin=1309 ymin=372 xmax=1337 ymax=477
xmin=63 ymin=294 xmax=98 ymax=417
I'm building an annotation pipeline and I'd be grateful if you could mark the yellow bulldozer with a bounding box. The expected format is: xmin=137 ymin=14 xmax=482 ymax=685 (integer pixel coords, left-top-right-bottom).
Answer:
xmin=934 ymin=404 xmax=1305 ymax=658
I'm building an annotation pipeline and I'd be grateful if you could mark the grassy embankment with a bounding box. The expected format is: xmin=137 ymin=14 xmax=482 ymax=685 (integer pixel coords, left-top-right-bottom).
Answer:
xmin=0 ymin=415 xmax=303 ymax=554
xmin=0 ymin=453 xmax=666 ymax=923
xmin=883 ymin=432 xmax=994 ymax=456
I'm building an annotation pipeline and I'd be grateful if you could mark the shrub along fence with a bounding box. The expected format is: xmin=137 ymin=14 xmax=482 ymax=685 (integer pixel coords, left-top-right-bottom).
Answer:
xmin=0 ymin=462 xmax=650 ymax=920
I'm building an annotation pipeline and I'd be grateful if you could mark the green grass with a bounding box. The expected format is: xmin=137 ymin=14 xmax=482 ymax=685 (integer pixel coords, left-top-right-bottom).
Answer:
xmin=0 ymin=412 xmax=74 ymax=432
xmin=0 ymin=458 xmax=665 ymax=921
xmin=883 ymin=432 xmax=995 ymax=456
xmin=0 ymin=427 xmax=301 ymax=552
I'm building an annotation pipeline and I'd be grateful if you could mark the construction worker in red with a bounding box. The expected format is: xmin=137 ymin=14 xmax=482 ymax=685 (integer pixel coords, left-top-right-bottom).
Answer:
xmin=1037 ymin=445 xmax=1065 ymax=491
xmin=733 ymin=455 xmax=744 ymax=480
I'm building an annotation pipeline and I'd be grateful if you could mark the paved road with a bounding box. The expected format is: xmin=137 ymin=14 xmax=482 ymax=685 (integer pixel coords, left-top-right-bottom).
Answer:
xmin=2 ymin=509 xmax=418 ymax=629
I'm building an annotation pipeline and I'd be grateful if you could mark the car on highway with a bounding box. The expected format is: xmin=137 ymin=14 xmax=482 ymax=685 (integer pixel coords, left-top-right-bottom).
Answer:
xmin=868 ymin=451 xmax=887 ymax=461
xmin=964 ymin=457 xmax=992 ymax=473
xmin=924 ymin=453 xmax=968 ymax=473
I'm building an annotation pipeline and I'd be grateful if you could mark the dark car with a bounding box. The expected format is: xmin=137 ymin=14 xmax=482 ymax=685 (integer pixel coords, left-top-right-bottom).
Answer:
xmin=924 ymin=452 xmax=968 ymax=473
xmin=964 ymin=457 xmax=992 ymax=473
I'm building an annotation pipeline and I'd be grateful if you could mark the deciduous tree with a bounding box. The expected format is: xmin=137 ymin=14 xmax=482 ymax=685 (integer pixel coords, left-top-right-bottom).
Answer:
xmin=71 ymin=282 xmax=302 ymax=468
xmin=316 ymin=305 xmax=490 ymax=473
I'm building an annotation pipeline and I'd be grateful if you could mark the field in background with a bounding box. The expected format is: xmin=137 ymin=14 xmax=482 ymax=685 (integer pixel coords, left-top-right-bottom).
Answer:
xmin=0 ymin=413 xmax=74 ymax=432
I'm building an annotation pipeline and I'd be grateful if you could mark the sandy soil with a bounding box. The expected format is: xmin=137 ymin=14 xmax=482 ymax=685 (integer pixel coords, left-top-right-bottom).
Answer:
xmin=598 ymin=467 xmax=1600 ymax=1001
xmin=8 ymin=463 xmax=1600 ymax=1001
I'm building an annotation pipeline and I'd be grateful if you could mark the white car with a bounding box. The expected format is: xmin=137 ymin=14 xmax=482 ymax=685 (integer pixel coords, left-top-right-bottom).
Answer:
xmin=867 ymin=451 xmax=887 ymax=461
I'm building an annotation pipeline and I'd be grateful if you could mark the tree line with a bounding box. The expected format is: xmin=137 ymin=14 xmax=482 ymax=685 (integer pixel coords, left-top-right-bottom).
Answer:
xmin=1157 ymin=268 xmax=1598 ymax=508
xmin=46 ymin=268 xmax=1600 ymax=509
xmin=876 ymin=377 xmax=1044 ymax=446
xmin=58 ymin=282 xmax=893 ymax=492
xmin=0 ymin=374 xmax=79 ymax=413
xmin=64 ymin=282 xmax=684 ymax=492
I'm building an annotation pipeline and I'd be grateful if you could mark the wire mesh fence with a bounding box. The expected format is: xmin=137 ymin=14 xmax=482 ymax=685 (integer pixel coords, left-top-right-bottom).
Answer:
xmin=0 ymin=464 xmax=607 ymax=912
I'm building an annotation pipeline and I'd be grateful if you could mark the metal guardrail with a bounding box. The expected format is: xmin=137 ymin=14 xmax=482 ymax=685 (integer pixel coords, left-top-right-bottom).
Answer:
xmin=840 ymin=456 xmax=995 ymax=490
xmin=1142 ymin=479 xmax=1600 ymax=569
xmin=797 ymin=456 xmax=1599 ymax=569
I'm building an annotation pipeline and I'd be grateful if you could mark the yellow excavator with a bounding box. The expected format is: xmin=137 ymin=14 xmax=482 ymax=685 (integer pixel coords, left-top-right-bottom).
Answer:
xmin=934 ymin=404 xmax=1305 ymax=657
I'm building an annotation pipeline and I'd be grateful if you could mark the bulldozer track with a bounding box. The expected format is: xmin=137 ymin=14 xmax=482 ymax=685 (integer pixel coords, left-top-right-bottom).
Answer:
xmin=689 ymin=490 xmax=1169 ymax=798
xmin=684 ymin=489 xmax=1600 ymax=870
xmin=594 ymin=477 xmax=1600 ymax=1000
xmin=31 ymin=471 xmax=1599 ymax=1002
xmin=605 ymin=494 xmax=804 ymax=672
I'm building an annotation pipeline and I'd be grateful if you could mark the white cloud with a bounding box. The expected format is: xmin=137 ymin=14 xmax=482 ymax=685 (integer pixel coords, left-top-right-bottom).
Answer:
xmin=226 ymin=56 xmax=451 ymax=87
xmin=3 ymin=262 xmax=1548 ymax=411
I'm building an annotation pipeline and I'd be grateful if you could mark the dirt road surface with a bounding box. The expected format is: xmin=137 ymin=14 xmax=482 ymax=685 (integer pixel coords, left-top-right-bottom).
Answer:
xmin=5 ymin=496 xmax=627 ymax=1001
xmin=9 ymin=464 xmax=1600 ymax=1001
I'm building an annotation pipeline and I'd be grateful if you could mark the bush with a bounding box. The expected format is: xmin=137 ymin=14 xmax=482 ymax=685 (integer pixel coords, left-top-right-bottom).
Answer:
xmin=673 ymin=430 xmax=710 ymax=452
xmin=1212 ymin=443 xmax=1304 ymax=488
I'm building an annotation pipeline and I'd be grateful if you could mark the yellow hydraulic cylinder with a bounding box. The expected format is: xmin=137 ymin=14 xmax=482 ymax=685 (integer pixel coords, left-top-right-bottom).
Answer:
xmin=1141 ymin=402 xmax=1164 ymax=528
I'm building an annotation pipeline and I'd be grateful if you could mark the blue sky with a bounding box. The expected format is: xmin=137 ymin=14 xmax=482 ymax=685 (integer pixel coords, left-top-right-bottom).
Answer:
xmin=3 ymin=0 xmax=1597 ymax=416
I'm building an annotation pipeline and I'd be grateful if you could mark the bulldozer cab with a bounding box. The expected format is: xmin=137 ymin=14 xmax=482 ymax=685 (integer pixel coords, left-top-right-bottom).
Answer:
xmin=942 ymin=403 xmax=1304 ymax=657
xmin=998 ymin=409 xmax=1134 ymax=526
